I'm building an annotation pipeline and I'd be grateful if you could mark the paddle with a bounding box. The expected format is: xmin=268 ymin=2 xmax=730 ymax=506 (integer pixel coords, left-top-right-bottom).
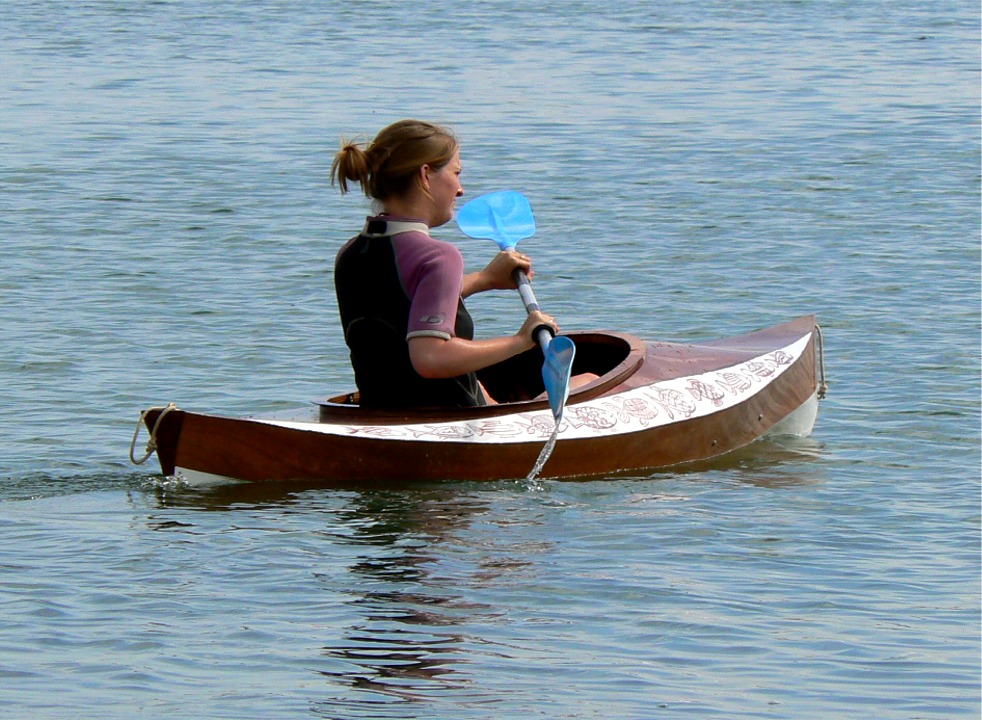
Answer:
xmin=456 ymin=191 xmax=576 ymax=425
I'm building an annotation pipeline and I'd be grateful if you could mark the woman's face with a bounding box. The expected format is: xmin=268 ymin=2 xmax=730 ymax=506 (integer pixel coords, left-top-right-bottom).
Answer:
xmin=423 ymin=149 xmax=463 ymax=227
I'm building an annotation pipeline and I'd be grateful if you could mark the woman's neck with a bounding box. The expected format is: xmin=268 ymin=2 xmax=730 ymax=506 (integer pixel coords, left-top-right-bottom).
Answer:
xmin=383 ymin=193 xmax=432 ymax=227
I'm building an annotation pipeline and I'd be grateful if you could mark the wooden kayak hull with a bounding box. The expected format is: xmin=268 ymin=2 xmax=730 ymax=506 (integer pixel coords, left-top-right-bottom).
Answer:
xmin=137 ymin=315 xmax=822 ymax=485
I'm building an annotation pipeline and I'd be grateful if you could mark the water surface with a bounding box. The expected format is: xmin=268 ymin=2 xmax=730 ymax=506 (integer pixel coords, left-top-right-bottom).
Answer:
xmin=1 ymin=1 xmax=979 ymax=718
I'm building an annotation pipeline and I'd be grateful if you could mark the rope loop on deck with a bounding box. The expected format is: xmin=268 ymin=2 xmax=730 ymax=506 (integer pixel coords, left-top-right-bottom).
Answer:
xmin=129 ymin=403 xmax=178 ymax=465
xmin=814 ymin=324 xmax=828 ymax=399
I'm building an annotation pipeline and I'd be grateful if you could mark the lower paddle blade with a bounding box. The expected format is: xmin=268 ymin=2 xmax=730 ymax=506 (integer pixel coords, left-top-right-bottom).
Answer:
xmin=456 ymin=190 xmax=536 ymax=250
xmin=542 ymin=335 xmax=576 ymax=424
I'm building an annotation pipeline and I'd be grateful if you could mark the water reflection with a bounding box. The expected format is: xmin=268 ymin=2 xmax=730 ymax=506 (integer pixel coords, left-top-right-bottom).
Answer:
xmin=315 ymin=610 xmax=475 ymax=713
xmin=312 ymin=489 xmax=505 ymax=716
xmin=154 ymin=480 xmax=514 ymax=714
xmin=687 ymin=435 xmax=827 ymax=489
xmin=141 ymin=439 xmax=823 ymax=716
xmin=150 ymin=477 xmax=437 ymax=511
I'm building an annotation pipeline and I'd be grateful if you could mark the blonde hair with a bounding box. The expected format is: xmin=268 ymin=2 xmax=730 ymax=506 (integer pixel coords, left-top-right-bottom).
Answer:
xmin=331 ymin=119 xmax=458 ymax=201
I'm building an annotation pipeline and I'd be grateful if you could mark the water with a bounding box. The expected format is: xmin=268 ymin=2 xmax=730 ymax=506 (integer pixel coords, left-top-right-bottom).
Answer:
xmin=1 ymin=1 xmax=979 ymax=718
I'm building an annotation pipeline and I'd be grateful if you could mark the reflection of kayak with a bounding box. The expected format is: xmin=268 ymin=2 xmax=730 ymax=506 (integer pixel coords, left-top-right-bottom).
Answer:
xmin=133 ymin=315 xmax=825 ymax=486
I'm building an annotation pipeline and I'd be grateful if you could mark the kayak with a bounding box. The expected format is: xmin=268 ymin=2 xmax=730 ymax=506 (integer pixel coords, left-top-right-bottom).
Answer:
xmin=132 ymin=315 xmax=825 ymax=485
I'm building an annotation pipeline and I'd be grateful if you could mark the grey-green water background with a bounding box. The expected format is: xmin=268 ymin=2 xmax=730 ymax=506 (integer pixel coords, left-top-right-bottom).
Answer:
xmin=2 ymin=1 xmax=979 ymax=718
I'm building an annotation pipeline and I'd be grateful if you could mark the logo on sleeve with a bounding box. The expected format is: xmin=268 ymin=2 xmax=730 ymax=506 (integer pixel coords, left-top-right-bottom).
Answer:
xmin=420 ymin=313 xmax=446 ymax=325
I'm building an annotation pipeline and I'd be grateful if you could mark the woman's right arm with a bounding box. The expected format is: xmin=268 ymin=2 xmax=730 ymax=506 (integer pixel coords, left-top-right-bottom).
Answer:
xmin=461 ymin=251 xmax=533 ymax=298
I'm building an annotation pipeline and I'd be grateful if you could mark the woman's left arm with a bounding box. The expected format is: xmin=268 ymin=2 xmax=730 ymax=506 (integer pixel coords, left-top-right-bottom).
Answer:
xmin=461 ymin=251 xmax=533 ymax=298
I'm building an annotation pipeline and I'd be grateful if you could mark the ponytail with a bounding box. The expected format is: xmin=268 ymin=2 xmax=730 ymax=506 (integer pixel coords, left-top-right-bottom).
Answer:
xmin=330 ymin=140 xmax=372 ymax=196
xmin=331 ymin=120 xmax=457 ymax=201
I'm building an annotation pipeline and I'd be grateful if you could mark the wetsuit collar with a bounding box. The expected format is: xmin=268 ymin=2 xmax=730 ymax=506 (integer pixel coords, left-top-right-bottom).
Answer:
xmin=362 ymin=217 xmax=430 ymax=237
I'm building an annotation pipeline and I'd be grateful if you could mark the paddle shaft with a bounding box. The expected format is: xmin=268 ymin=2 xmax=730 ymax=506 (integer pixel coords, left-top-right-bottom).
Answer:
xmin=455 ymin=191 xmax=575 ymax=431
xmin=513 ymin=268 xmax=554 ymax=354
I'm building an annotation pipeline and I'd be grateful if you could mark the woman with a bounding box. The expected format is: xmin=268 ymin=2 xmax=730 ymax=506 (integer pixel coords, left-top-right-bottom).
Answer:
xmin=331 ymin=119 xmax=558 ymax=408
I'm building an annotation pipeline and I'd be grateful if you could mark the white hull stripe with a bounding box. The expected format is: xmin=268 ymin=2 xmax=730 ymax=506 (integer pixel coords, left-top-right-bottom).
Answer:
xmin=259 ymin=334 xmax=811 ymax=444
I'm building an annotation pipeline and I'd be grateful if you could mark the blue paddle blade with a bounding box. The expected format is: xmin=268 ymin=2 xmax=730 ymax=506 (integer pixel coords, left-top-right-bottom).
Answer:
xmin=456 ymin=190 xmax=536 ymax=250
xmin=542 ymin=335 xmax=576 ymax=424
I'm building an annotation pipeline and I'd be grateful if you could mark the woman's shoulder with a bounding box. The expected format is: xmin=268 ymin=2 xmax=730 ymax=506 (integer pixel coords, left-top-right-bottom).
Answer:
xmin=392 ymin=228 xmax=462 ymax=267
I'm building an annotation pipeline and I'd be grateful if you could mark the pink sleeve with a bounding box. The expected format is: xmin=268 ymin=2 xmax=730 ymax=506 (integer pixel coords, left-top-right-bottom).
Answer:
xmin=393 ymin=233 xmax=464 ymax=341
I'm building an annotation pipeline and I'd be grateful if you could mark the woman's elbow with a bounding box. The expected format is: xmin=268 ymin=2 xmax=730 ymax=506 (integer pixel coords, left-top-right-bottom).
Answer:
xmin=412 ymin=358 xmax=447 ymax=379
xmin=408 ymin=339 xmax=453 ymax=379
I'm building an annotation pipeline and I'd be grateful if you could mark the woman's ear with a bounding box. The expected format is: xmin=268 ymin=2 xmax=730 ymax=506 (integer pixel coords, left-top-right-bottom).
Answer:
xmin=419 ymin=164 xmax=431 ymax=190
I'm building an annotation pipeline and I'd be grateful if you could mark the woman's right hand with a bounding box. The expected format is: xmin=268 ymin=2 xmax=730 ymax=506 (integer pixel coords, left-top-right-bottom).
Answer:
xmin=462 ymin=251 xmax=534 ymax=298
xmin=519 ymin=310 xmax=558 ymax=348
xmin=482 ymin=250 xmax=533 ymax=290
